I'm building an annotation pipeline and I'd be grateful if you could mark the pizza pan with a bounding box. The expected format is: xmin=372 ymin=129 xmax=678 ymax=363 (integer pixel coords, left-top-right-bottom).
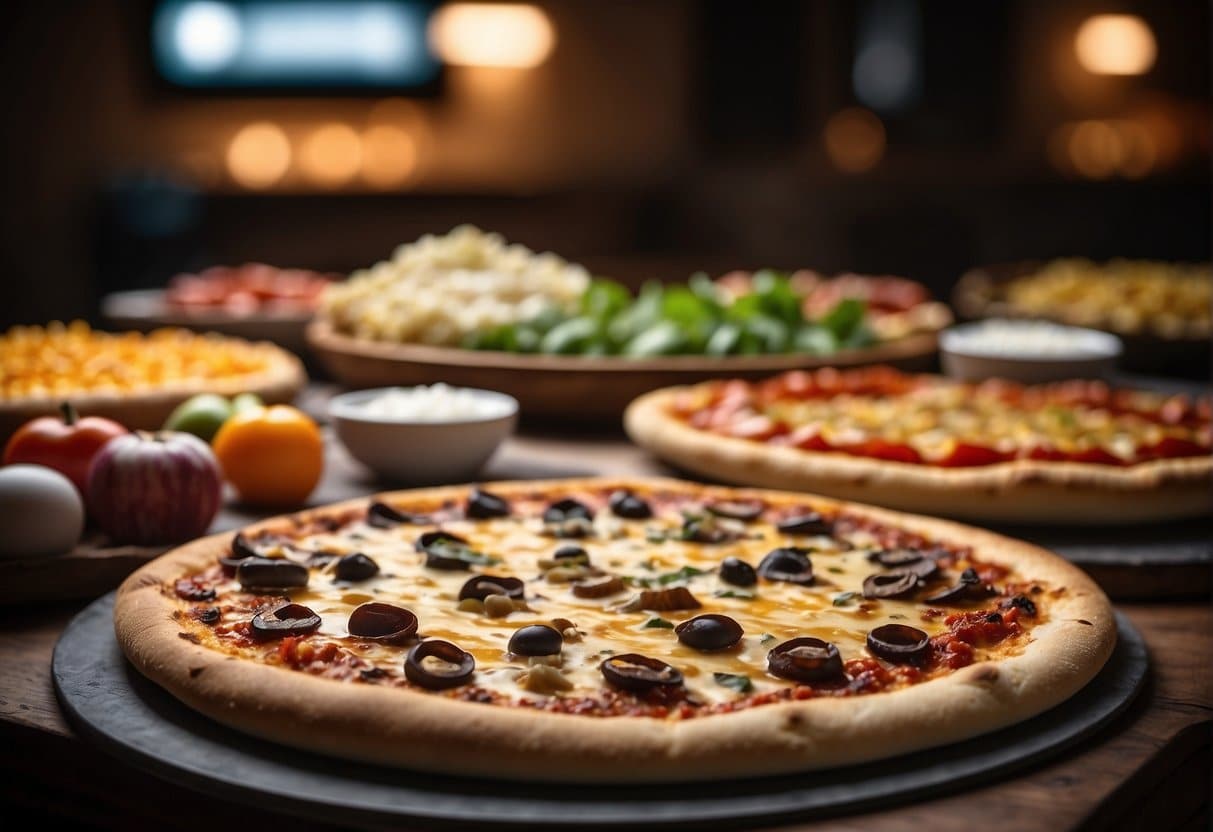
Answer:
xmin=54 ymin=595 xmax=1148 ymax=829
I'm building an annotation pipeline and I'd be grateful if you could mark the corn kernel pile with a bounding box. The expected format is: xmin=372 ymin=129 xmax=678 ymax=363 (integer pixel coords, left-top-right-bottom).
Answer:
xmin=0 ymin=321 xmax=280 ymax=400
xmin=321 ymin=225 xmax=591 ymax=346
xmin=1005 ymin=259 xmax=1211 ymax=338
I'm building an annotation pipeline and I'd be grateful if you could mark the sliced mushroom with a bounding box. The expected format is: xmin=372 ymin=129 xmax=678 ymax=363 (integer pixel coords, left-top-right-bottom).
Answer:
xmin=572 ymin=574 xmax=626 ymax=598
xmin=619 ymin=586 xmax=702 ymax=612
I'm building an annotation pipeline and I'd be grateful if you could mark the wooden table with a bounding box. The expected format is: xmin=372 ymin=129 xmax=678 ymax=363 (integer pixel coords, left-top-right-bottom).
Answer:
xmin=0 ymin=432 xmax=1208 ymax=830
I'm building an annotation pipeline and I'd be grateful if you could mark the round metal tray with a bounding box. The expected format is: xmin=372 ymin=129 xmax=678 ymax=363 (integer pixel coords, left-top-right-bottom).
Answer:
xmin=54 ymin=595 xmax=1147 ymax=829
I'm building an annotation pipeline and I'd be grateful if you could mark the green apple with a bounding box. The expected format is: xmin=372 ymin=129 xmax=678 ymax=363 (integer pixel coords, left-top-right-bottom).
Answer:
xmin=163 ymin=394 xmax=235 ymax=442
xmin=232 ymin=392 xmax=264 ymax=414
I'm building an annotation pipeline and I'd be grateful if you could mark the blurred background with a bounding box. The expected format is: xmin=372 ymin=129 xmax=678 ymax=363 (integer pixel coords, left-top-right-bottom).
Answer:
xmin=0 ymin=0 xmax=1208 ymax=330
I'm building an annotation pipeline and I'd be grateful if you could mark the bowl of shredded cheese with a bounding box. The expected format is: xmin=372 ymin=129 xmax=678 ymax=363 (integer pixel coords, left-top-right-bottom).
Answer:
xmin=940 ymin=319 xmax=1123 ymax=383
xmin=329 ymin=384 xmax=518 ymax=484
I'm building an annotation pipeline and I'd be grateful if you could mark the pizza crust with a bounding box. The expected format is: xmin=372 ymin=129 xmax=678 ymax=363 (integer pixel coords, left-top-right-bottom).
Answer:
xmin=115 ymin=478 xmax=1116 ymax=783
xmin=625 ymin=389 xmax=1212 ymax=524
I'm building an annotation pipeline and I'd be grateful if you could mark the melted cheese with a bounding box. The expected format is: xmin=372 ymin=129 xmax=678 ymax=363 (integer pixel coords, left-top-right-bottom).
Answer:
xmin=201 ymin=506 xmax=1014 ymax=708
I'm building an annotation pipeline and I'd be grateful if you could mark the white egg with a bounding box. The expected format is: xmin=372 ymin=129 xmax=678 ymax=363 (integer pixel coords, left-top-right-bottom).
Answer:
xmin=0 ymin=464 xmax=85 ymax=558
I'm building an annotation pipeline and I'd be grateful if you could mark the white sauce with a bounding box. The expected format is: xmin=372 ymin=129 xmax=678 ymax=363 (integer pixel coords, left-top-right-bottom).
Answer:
xmin=355 ymin=384 xmax=513 ymax=422
xmin=941 ymin=319 xmax=1122 ymax=359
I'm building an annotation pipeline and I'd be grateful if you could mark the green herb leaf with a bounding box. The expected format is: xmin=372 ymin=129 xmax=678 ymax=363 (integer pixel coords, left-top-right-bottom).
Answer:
xmin=760 ymin=633 xmax=777 ymax=646
xmin=714 ymin=589 xmax=756 ymax=600
xmin=643 ymin=617 xmax=674 ymax=629
xmin=633 ymin=565 xmax=710 ymax=588
xmin=889 ymin=613 xmax=907 ymax=620
xmin=827 ymin=566 xmax=844 ymax=574
xmin=819 ymin=298 xmax=867 ymax=341
xmin=713 ymin=672 xmax=754 ymax=693
xmin=832 ymin=591 xmax=858 ymax=607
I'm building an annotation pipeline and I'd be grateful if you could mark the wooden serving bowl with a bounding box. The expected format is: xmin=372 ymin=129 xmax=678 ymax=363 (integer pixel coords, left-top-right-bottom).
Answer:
xmin=306 ymin=319 xmax=939 ymax=421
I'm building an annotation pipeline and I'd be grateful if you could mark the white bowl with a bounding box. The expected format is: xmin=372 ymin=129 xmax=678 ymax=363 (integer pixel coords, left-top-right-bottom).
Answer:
xmin=328 ymin=386 xmax=518 ymax=485
xmin=940 ymin=320 xmax=1123 ymax=383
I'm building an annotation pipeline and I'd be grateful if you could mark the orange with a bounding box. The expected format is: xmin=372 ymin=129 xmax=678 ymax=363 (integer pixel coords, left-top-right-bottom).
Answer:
xmin=212 ymin=405 xmax=323 ymax=507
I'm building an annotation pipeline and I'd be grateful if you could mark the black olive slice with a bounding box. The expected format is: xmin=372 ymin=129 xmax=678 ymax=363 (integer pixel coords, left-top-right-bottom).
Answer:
xmin=862 ymin=570 xmax=921 ymax=599
xmin=405 ymin=640 xmax=475 ymax=690
xmin=705 ymin=499 xmax=765 ymax=522
xmin=231 ymin=532 xmax=259 ymax=560
xmin=680 ymin=513 xmax=742 ymax=544
xmin=367 ymin=501 xmax=427 ymax=528
xmin=719 ymin=556 xmax=758 ymax=587
xmin=866 ymin=548 xmax=923 ymax=569
xmin=905 ymin=557 xmax=941 ymax=581
xmin=416 ymin=531 xmax=486 ymax=570
xmin=508 ymin=624 xmax=563 ymax=656
xmin=458 ymin=574 xmax=526 ymax=601
xmin=347 ymin=602 xmax=418 ymax=645
xmin=250 ymin=603 xmax=321 ymax=641
xmin=776 ymin=512 xmax=834 ymax=536
xmin=608 ymin=489 xmax=653 ymax=519
xmin=553 ymin=544 xmax=590 ymax=563
xmin=195 ymin=607 xmax=221 ymax=625
xmin=334 ymin=553 xmax=379 ymax=582
xmin=674 ymin=614 xmax=744 ymax=651
xmin=466 ymin=487 xmax=510 ymax=519
xmin=757 ymin=547 xmax=815 ymax=585
xmin=600 ymin=653 xmax=683 ymax=692
xmin=543 ymin=499 xmax=593 ymax=523
xmin=236 ymin=558 xmax=309 ymax=591
xmin=922 ymin=568 xmax=993 ymax=605
xmin=867 ymin=624 xmax=931 ymax=665
xmin=1001 ymin=594 xmax=1038 ymax=617
xmin=767 ymin=637 xmax=844 ymax=683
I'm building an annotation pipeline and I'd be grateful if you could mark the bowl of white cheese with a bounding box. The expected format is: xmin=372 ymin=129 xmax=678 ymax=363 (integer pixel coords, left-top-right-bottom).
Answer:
xmin=328 ymin=384 xmax=518 ymax=484
xmin=941 ymin=319 xmax=1123 ymax=383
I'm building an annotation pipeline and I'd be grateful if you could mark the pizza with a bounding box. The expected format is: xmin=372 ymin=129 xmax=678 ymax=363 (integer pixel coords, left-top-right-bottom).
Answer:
xmin=625 ymin=367 xmax=1212 ymax=524
xmin=114 ymin=477 xmax=1115 ymax=782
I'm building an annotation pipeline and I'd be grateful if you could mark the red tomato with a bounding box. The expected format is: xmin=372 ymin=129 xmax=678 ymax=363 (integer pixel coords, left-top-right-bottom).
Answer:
xmin=844 ymin=439 xmax=923 ymax=464
xmin=936 ymin=442 xmax=1014 ymax=468
xmin=3 ymin=403 xmax=128 ymax=496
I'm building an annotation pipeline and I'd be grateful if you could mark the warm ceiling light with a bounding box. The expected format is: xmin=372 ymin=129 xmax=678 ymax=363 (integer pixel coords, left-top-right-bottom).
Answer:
xmin=1068 ymin=120 xmax=1123 ymax=179
xmin=226 ymin=122 xmax=291 ymax=189
xmin=428 ymin=3 xmax=555 ymax=68
xmin=299 ymin=123 xmax=362 ymax=187
xmin=823 ymin=107 xmax=886 ymax=173
xmin=1075 ymin=14 xmax=1156 ymax=76
xmin=361 ymin=125 xmax=417 ymax=188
